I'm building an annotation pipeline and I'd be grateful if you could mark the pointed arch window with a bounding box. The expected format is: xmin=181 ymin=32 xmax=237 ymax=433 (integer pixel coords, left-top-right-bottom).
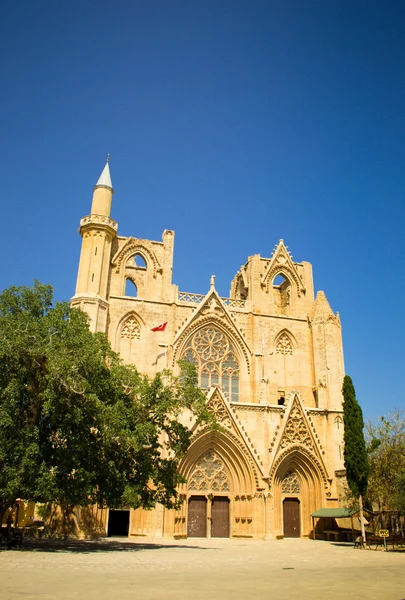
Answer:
xmin=281 ymin=470 xmax=300 ymax=494
xmin=273 ymin=273 xmax=291 ymax=315
xmin=133 ymin=253 xmax=147 ymax=269
xmin=276 ymin=333 xmax=293 ymax=355
xmin=182 ymin=326 xmax=239 ymax=401
xmin=121 ymin=315 xmax=141 ymax=340
xmin=188 ymin=451 xmax=230 ymax=492
xmin=125 ymin=278 xmax=138 ymax=297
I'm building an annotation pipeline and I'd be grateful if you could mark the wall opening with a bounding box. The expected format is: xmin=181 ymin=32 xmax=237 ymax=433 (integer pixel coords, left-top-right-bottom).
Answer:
xmin=272 ymin=274 xmax=291 ymax=315
xmin=125 ymin=279 xmax=138 ymax=297
xmin=107 ymin=510 xmax=130 ymax=537
xmin=133 ymin=254 xmax=147 ymax=269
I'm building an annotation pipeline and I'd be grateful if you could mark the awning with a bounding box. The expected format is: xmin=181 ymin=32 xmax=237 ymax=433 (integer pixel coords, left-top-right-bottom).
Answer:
xmin=311 ymin=508 xmax=355 ymax=518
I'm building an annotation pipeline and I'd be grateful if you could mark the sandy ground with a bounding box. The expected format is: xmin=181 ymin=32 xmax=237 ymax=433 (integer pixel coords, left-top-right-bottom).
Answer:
xmin=0 ymin=536 xmax=404 ymax=600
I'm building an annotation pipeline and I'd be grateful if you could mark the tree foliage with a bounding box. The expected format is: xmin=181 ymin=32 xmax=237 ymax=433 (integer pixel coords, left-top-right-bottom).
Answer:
xmin=366 ymin=410 xmax=405 ymax=512
xmin=342 ymin=375 xmax=369 ymax=498
xmin=0 ymin=281 xmax=213 ymax=521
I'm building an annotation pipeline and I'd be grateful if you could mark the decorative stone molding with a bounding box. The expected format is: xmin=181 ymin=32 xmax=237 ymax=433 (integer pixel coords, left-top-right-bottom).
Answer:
xmin=189 ymin=426 xmax=261 ymax=489
xmin=172 ymin=313 xmax=251 ymax=374
xmin=280 ymin=398 xmax=313 ymax=451
xmin=80 ymin=214 xmax=118 ymax=231
xmin=112 ymin=237 xmax=162 ymax=277
xmin=206 ymin=395 xmax=232 ymax=429
xmin=276 ymin=332 xmax=293 ymax=355
xmin=281 ymin=470 xmax=300 ymax=493
xmin=261 ymin=241 xmax=305 ymax=296
xmin=188 ymin=451 xmax=230 ymax=492
xmin=268 ymin=444 xmax=330 ymax=491
xmin=121 ymin=315 xmax=141 ymax=340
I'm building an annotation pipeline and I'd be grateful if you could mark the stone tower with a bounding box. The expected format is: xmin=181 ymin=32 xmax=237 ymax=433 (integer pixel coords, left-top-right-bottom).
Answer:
xmin=71 ymin=158 xmax=117 ymax=332
xmin=72 ymin=161 xmax=346 ymax=540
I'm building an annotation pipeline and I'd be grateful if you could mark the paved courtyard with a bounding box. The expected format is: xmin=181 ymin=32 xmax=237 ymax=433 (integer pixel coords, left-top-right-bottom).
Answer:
xmin=0 ymin=536 xmax=404 ymax=600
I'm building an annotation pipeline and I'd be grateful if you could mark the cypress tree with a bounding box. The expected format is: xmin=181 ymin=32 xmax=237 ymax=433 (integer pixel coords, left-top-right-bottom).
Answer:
xmin=342 ymin=375 xmax=369 ymax=542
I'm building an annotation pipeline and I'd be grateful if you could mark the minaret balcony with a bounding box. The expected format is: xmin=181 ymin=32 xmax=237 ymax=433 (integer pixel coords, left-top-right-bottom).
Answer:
xmin=80 ymin=214 xmax=118 ymax=232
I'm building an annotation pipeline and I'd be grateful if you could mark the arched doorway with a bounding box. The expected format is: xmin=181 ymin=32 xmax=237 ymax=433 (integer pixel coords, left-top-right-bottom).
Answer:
xmin=272 ymin=449 xmax=326 ymax=538
xmin=107 ymin=509 xmax=130 ymax=537
xmin=179 ymin=430 xmax=258 ymax=539
xmin=186 ymin=450 xmax=231 ymax=538
xmin=283 ymin=498 xmax=300 ymax=537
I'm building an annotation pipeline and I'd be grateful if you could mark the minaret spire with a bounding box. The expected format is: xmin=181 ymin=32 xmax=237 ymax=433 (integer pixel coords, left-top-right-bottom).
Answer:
xmin=95 ymin=155 xmax=113 ymax=191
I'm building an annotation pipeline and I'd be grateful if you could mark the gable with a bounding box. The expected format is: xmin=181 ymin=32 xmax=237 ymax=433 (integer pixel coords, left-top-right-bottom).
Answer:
xmin=261 ymin=240 xmax=305 ymax=296
xmin=172 ymin=289 xmax=252 ymax=373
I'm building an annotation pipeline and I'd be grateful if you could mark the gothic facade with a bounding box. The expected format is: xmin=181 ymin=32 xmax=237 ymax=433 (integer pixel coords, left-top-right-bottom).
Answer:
xmin=71 ymin=160 xmax=346 ymax=539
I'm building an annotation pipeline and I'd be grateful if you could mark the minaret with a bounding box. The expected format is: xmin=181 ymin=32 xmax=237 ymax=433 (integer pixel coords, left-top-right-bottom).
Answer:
xmin=71 ymin=157 xmax=117 ymax=332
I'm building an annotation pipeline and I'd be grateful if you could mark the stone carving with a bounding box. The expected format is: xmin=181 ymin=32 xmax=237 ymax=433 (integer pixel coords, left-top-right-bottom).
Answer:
xmin=334 ymin=415 xmax=343 ymax=429
xmin=276 ymin=333 xmax=293 ymax=355
xmin=188 ymin=451 xmax=230 ymax=492
xmin=206 ymin=395 xmax=232 ymax=429
xmin=280 ymin=398 xmax=313 ymax=451
xmin=281 ymin=470 xmax=300 ymax=494
xmin=121 ymin=316 xmax=141 ymax=340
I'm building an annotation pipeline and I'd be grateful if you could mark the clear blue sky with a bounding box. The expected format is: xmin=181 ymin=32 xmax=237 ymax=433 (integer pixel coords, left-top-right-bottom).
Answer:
xmin=1 ymin=1 xmax=404 ymax=422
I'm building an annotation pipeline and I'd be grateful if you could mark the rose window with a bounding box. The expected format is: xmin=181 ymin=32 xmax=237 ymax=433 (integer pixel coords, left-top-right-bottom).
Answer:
xmin=182 ymin=326 xmax=239 ymax=402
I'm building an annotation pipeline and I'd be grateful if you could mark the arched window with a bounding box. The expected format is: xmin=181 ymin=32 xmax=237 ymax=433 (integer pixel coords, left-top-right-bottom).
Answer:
xmin=276 ymin=332 xmax=293 ymax=355
xmin=133 ymin=253 xmax=147 ymax=269
xmin=182 ymin=326 xmax=240 ymax=401
xmin=281 ymin=470 xmax=300 ymax=494
xmin=273 ymin=274 xmax=291 ymax=315
xmin=121 ymin=315 xmax=141 ymax=340
xmin=188 ymin=451 xmax=230 ymax=492
xmin=125 ymin=278 xmax=138 ymax=297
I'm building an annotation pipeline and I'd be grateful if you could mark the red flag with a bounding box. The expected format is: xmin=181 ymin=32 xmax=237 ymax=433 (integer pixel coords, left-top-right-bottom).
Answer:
xmin=151 ymin=322 xmax=168 ymax=332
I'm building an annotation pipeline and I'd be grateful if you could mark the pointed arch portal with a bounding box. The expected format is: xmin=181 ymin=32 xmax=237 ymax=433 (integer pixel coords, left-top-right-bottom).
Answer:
xmin=272 ymin=447 xmax=325 ymax=538
xmin=179 ymin=430 xmax=258 ymax=539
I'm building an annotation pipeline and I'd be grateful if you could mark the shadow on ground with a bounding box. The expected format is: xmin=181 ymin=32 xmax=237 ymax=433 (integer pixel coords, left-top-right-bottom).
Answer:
xmin=5 ymin=538 xmax=211 ymax=554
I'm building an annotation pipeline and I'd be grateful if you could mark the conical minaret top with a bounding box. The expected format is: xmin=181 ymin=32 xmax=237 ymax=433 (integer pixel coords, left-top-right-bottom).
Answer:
xmin=90 ymin=156 xmax=114 ymax=217
xmin=95 ymin=154 xmax=113 ymax=191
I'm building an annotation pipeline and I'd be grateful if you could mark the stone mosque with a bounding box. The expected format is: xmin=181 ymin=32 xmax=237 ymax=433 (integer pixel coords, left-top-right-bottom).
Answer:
xmin=70 ymin=160 xmax=346 ymax=539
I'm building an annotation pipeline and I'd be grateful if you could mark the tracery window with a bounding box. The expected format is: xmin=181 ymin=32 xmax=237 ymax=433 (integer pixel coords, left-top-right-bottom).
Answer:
xmin=276 ymin=333 xmax=293 ymax=355
xmin=188 ymin=451 xmax=230 ymax=492
xmin=281 ymin=470 xmax=300 ymax=494
xmin=182 ymin=326 xmax=239 ymax=401
xmin=121 ymin=315 xmax=141 ymax=340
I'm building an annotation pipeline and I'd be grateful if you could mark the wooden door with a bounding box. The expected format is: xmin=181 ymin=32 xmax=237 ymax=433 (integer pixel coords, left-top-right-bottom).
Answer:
xmin=187 ymin=496 xmax=207 ymax=537
xmin=211 ymin=497 xmax=230 ymax=538
xmin=283 ymin=498 xmax=300 ymax=538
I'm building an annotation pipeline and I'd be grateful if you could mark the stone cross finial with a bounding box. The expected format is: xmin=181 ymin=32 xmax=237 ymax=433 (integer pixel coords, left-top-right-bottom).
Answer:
xmin=210 ymin=275 xmax=216 ymax=289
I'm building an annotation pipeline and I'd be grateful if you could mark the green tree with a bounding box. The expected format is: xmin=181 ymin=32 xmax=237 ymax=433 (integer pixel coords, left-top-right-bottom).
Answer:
xmin=366 ymin=410 xmax=405 ymax=512
xmin=342 ymin=375 xmax=369 ymax=542
xmin=0 ymin=281 xmax=212 ymax=523
xmin=396 ymin=472 xmax=405 ymax=514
